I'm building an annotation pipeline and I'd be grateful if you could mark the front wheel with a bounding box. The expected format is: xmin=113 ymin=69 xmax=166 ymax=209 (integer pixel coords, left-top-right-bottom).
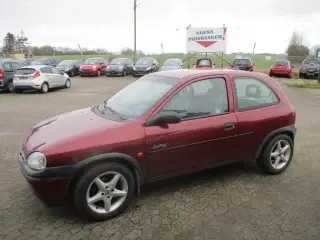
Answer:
xmin=7 ymin=81 xmax=14 ymax=93
xmin=73 ymin=162 xmax=136 ymax=221
xmin=65 ymin=79 xmax=71 ymax=88
xmin=122 ymin=70 xmax=127 ymax=77
xmin=257 ymin=134 xmax=294 ymax=174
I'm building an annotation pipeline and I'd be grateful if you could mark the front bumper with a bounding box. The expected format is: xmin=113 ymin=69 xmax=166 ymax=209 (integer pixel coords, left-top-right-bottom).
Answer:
xmin=133 ymin=70 xmax=149 ymax=76
xmin=79 ymin=69 xmax=98 ymax=76
xmin=19 ymin=152 xmax=75 ymax=204
xmin=270 ymin=70 xmax=290 ymax=76
xmin=106 ymin=69 xmax=123 ymax=76
xmin=13 ymin=80 xmax=42 ymax=90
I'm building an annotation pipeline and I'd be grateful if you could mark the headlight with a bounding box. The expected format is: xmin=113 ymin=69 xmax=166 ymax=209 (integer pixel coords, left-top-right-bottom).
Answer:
xmin=146 ymin=67 xmax=151 ymax=71
xmin=118 ymin=65 xmax=124 ymax=70
xmin=27 ymin=152 xmax=46 ymax=170
xmin=92 ymin=66 xmax=97 ymax=69
xmin=133 ymin=67 xmax=136 ymax=71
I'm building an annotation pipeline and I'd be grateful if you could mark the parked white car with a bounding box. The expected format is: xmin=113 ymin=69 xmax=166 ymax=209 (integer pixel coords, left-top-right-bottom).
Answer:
xmin=13 ymin=65 xmax=71 ymax=93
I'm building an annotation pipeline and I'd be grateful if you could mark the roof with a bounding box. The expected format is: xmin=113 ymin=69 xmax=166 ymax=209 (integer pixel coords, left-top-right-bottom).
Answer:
xmin=149 ymin=69 xmax=267 ymax=80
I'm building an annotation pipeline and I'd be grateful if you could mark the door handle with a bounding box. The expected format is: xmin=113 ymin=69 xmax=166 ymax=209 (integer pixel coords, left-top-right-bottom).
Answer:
xmin=224 ymin=122 xmax=236 ymax=131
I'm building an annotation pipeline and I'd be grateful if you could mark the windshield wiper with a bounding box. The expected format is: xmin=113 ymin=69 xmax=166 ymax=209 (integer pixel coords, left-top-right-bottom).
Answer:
xmin=100 ymin=101 xmax=127 ymax=120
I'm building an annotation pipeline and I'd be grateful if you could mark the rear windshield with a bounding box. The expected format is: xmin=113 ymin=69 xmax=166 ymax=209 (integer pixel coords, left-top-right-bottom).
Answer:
xmin=15 ymin=68 xmax=36 ymax=75
xmin=274 ymin=61 xmax=289 ymax=66
xmin=234 ymin=59 xmax=250 ymax=65
xmin=303 ymin=59 xmax=320 ymax=65
xmin=196 ymin=59 xmax=212 ymax=66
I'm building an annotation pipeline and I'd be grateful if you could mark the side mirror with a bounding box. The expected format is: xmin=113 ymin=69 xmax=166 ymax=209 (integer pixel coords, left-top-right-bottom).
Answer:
xmin=146 ymin=111 xmax=181 ymax=127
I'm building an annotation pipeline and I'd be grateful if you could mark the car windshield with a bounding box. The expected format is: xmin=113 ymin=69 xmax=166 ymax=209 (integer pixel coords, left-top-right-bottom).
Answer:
xmin=234 ymin=59 xmax=250 ymax=65
xmin=274 ymin=61 xmax=289 ymax=66
xmin=57 ymin=60 xmax=76 ymax=67
xmin=304 ymin=59 xmax=320 ymax=65
xmin=196 ymin=59 xmax=211 ymax=66
xmin=136 ymin=59 xmax=152 ymax=65
xmin=164 ymin=59 xmax=181 ymax=66
xmin=110 ymin=59 xmax=126 ymax=65
xmin=84 ymin=59 xmax=101 ymax=64
xmin=31 ymin=59 xmax=46 ymax=65
xmin=101 ymin=75 xmax=179 ymax=118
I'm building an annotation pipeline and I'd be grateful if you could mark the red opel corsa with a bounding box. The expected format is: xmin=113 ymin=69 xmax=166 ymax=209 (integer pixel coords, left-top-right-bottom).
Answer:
xmin=19 ymin=70 xmax=296 ymax=221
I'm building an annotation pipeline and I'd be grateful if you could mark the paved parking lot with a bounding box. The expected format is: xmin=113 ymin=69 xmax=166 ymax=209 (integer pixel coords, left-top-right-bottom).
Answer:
xmin=0 ymin=76 xmax=320 ymax=240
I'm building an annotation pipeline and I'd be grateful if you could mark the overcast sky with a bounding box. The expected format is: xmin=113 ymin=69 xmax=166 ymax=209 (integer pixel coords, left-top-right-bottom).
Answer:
xmin=0 ymin=0 xmax=319 ymax=54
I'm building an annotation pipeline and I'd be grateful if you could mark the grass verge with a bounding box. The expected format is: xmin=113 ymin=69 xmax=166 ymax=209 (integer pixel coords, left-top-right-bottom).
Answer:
xmin=287 ymin=81 xmax=320 ymax=88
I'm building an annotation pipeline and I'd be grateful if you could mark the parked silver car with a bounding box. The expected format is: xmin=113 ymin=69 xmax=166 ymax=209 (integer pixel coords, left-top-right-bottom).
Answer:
xmin=160 ymin=58 xmax=184 ymax=71
xmin=13 ymin=65 xmax=71 ymax=93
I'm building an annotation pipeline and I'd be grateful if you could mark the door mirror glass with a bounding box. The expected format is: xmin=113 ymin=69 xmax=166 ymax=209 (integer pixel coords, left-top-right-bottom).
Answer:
xmin=146 ymin=111 xmax=181 ymax=127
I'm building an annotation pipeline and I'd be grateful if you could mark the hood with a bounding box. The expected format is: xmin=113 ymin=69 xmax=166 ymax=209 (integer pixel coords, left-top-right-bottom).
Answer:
xmin=135 ymin=64 xmax=152 ymax=69
xmin=161 ymin=65 xmax=181 ymax=71
xmin=22 ymin=107 xmax=125 ymax=156
xmin=80 ymin=64 xmax=97 ymax=69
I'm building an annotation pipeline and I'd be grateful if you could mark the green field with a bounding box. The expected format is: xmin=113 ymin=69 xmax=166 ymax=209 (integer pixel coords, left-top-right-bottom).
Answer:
xmin=38 ymin=53 xmax=289 ymax=71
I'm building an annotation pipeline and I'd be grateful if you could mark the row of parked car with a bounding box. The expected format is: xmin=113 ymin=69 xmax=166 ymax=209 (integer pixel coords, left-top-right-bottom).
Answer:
xmin=1 ymin=56 xmax=319 ymax=93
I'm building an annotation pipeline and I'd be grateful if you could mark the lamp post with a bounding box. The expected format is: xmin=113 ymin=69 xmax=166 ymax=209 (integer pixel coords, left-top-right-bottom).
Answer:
xmin=133 ymin=0 xmax=137 ymax=64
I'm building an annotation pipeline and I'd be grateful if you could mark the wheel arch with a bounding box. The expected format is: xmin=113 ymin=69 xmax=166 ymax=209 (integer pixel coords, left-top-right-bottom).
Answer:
xmin=68 ymin=152 xmax=146 ymax=199
xmin=255 ymin=125 xmax=296 ymax=159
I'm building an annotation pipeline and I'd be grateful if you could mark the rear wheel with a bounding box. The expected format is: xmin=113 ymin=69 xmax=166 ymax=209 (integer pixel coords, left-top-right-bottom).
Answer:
xmin=97 ymin=70 xmax=101 ymax=77
xmin=40 ymin=82 xmax=49 ymax=93
xmin=257 ymin=134 xmax=293 ymax=174
xmin=73 ymin=162 xmax=135 ymax=221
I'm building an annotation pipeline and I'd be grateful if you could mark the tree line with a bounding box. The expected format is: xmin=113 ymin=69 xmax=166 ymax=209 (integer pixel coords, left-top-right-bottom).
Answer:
xmin=0 ymin=30 xmax=318 ymax=61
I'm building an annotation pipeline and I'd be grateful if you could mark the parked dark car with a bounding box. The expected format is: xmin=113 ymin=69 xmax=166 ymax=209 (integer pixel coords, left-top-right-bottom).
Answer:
xmin=193 ymin=58 xmax=214 ymax=69
xmin=160 ymin=58 xmax=183 ymax=71
xmin=133 ymin=58 xmax=159 ymax=77
xmin=299 ymin=58 xmax=320 ymax=79
xmin=231 ymin=58 xmax=254 ymax=71
xmin=0 ymin=59 xmax=24 ymax=92
xmin=19 ymin=69 xmax=296 ymax=221
xmin=56 ymin=60 xmax=83 ymax=77
xmin=31 ymin=58 xmax=59 ymax=67
xmin=269 ymin=60 xmax=293 ymax=78
xmin=79 ymin=58 xmax=108 ymax=77
xmin=22 ymin=58 xmax=35 ymax=66
xmin=106 ymin=58 xmax=134 ymax=77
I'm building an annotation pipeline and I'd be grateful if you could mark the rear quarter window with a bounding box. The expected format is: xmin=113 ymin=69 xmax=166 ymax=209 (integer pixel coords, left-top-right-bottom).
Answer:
xmin=2 ymin=62 xmax=12 ymax=71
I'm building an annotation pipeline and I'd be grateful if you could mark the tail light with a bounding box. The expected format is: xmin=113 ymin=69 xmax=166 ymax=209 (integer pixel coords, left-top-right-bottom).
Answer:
xmin=0 ymin=69 xmax=3 ymax=80
xmin=248 ymin=64 xmax=253 ymax=68
xmin=231 ymin=64 xmax=235 ymax=68
xmin=33 ymin=71 xmax=41 ymax=78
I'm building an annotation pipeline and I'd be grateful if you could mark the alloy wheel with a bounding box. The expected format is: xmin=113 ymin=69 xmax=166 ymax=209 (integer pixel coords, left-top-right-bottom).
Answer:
xmin=270 ymin=140 xmax=292 ymax=170
xmin=86 ymin=171 xmax=128 ymax=214
xmin=65 ymin=79 xmax=71 ymax=88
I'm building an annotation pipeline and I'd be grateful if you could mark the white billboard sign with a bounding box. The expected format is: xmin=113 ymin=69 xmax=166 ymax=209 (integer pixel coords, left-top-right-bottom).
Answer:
xmin=186 ymin=27 xmax=227 ymax=53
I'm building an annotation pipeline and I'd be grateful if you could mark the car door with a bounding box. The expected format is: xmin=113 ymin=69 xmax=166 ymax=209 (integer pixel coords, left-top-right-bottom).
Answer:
xmin=232 ymin=76 xmax=282 ymax=160
xmin=145 ymin=76 xmax=239 ymax=178
xmin=50 ymin=67 xmax=65 ymax=86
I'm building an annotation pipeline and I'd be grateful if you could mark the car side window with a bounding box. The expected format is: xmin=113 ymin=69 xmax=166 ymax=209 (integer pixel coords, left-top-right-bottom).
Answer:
xmin=233 ymin=77 xmax=279 ymax=111
xmin=162 ymin=78 xmax=229 ymax=120
xmin=51 ymin=67 xmax=62 ymax=74
xmin=3 ymin=62 xmax=12 ymax=72
xmin=40 ymin=67 xmax=53 ymax=74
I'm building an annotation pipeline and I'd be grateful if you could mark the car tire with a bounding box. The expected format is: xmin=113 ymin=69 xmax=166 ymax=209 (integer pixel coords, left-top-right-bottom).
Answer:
xmin=122 ymin=70 xmax=127 ymax=77
xmin=7 ymin=81 xmax=14 ymax=93
xmin=97 ymin=70 xmax=101 ymax=77
xmin=257 ymin=134 xmax=294 ymax=175
xmin=269 ymin=73 xmax=273 ymax=77
xmin=65 ymin=79 xmax=71 ymax=88
xmin=73 ymin=162 xmax=136 ymax=222
xmin=40 ymin=82 xmax=49 ymax=93
xmin=70 ymin=71 xmax=74 ymax=77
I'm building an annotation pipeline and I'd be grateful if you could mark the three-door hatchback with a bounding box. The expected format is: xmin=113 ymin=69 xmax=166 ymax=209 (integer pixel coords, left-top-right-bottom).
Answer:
xmin=19 ymin=69 xmax=296 ymax=221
